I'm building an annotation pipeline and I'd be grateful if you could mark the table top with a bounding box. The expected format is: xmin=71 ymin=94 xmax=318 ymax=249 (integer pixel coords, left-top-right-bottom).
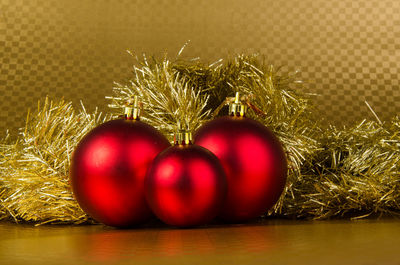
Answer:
xmin=0 ymin=218 xmax=399 ymax=265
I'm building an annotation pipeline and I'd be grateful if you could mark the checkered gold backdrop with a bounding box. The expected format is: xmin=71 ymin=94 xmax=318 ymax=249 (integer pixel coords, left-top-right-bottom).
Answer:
xmin=0 ymin=0 xmax=399 ymax=134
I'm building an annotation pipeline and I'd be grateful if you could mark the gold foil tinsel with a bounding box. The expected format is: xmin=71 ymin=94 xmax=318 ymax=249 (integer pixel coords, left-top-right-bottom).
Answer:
xmin=108 ymin=51 xmax=211 ymax=141
xmin=0 ymin=98 xmax=109 ymax=224
xmin=287 ymin=118 xmax=400 ymax=219
xmin=1 ymin=51 xmax=399 ymax=224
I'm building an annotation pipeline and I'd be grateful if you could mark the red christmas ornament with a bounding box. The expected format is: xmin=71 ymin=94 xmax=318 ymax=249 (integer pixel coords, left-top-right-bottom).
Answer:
xmin=145 ymin=129 xmax=227 ymax=227
xmin=194 ymin=93 xmax=287 ymax=222
xmin=70 ymin=98 xmax=170 ymax=227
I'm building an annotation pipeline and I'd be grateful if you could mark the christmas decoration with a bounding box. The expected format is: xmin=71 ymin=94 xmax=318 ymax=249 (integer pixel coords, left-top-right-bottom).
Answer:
xmin=285 ymin=118 xmax=400 ymax=219
xmin=194 ymin=93 xmax=287 ymax=222
xmin=109 ymin=52 xmax=319 ymax=217
xmin=70 ymin=97 xmax=170 ymax=227
xmin=108 ymin=47 xmax=211 ymax=142
xmin=0 ymin=49 xmax=399 ymax=225
xmin=145 ymin=127 xmax=227 ymax=227
xmin=108 ymin=50 xmax=399 ymax=220
xmin=0 ymin=98 xmax=110 ymax=224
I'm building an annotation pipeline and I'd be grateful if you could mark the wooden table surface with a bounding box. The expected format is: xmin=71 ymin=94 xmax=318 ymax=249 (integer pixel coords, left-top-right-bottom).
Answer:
xmin=0 ymin=219 xmax=399 ymax=265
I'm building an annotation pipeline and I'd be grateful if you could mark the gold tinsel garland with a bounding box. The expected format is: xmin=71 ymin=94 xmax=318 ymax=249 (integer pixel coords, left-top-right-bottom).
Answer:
xmin=0 ymin=51 xmax=399 ymax=224
xmin=0 ymin=99 xmax=110 ymax=224
xmin=285 ymin=118 xmax=400 ymax=219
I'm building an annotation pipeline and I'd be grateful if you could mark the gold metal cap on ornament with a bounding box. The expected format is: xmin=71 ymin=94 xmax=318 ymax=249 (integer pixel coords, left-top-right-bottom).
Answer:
xmin=124 ymin=96 xmax=141 ymax=120
xmin=174 ymin=121 xmax=192 ymax=145
xmin=229 ymin=92 xmax=248 ymax=117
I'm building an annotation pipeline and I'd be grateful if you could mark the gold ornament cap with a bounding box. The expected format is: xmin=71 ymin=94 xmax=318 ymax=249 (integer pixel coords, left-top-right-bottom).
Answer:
xmin=229 ymin=92 xmax=247 ymax=117
xmin=124 ymin=96 xmax=141 ymax=120
xmin=174 ymin=122 xmax=192 ymax=145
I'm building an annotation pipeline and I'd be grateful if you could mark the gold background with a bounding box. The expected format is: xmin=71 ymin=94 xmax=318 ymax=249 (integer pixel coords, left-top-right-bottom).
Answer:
xmin=1 ymin=0 xmax=399 ymax=133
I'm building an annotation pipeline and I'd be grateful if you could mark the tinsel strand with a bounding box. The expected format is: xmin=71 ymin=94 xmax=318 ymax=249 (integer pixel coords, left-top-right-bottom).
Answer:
xmin=0 ymin=98 xmax=110 ymax=224
xmin=0 ymin=51 xmax=399 ymax=224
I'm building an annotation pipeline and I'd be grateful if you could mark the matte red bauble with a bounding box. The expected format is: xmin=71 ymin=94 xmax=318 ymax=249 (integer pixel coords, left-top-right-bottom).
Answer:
xmin=194 ymin=94 xmax=287 ymax=222
xmin=70 ymin=102 xmax=170 ymax=227
xmin=145 ymin=132 xmax=227 ymax=227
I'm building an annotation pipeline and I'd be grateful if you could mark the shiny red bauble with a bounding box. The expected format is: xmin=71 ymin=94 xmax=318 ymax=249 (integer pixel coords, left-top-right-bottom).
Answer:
xmin=145 ymin=144 xmax=227 ymax=227
xmin=194 ymin=116 xmax=287 ymax=222
xmin=70 ymin=119 xmax=170 ymax=227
